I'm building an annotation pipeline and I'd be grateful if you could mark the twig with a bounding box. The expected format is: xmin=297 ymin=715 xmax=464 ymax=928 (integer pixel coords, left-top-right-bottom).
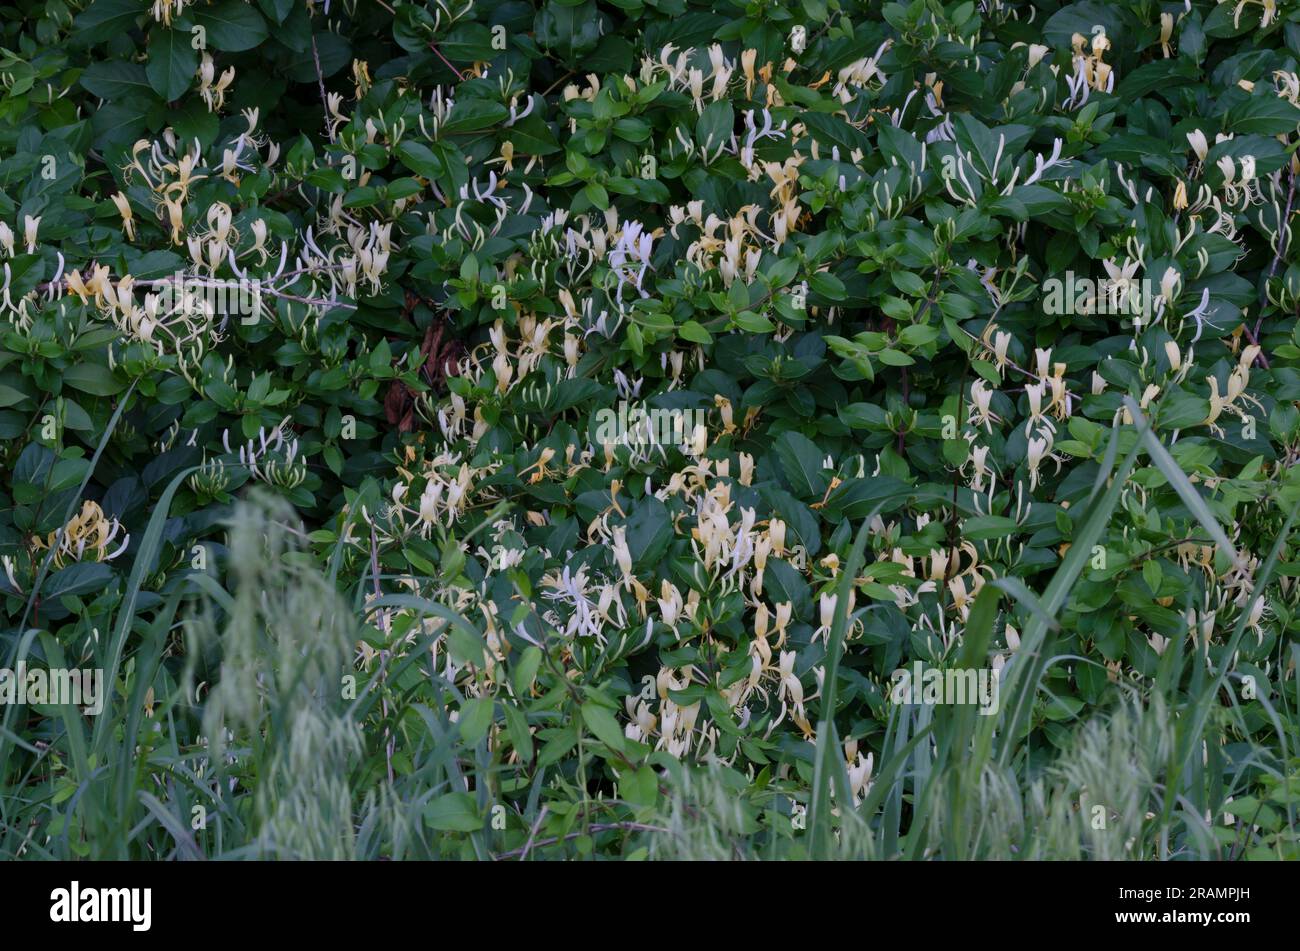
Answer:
xmin=428 ymin=43 xmax=465 ymax=81
xmin=541 ymin=70 xmax=576 ymax=97
xmin=1253 ymin=163 xmax=1295 ymax=368
xmin=961 ymin=325 xmax=1039 ymax=382
xmin=1241 ymin=322 xmax=1271 ymax=370
xmin=516 ymin=805 xmax=550 ymax=861
xmin=311 ymin=31 xmax=336 ymax=145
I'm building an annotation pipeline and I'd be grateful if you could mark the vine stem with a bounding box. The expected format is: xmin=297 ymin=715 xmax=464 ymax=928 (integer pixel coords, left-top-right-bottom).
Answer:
xmin=311 ymin=30 xmax=336 ymax=146
xmin=1252 ymin=161 xmax=1296 ymax=369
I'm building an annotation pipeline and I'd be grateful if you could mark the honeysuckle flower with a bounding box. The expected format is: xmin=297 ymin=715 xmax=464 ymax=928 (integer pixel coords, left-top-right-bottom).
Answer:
xmin=1026 ymin=431 xmax=1058 ymax=490
xmin=1215 ymin=154 xmax=1263 ymax=206
xmin=1021 ymin=137 xmax=1065 ymax=186
xmin=1101 ymin=256 xmax=1141 ymax=303
xmin=1046 ymin=365 xmax=1071 ymax=421
xmin=715 ymin=394 xmax=736 ymax=434
xmin=196 ymin=53 xmax=235 ymax=112
xmin=1159 ymin=266 xmax=1181 ymax=305
xmin=151 ymin=0 xmax=189 ymax=25
xmin=33 ymin=500 xmax=130 ymax=567
xmin=1119 ymin=384 xmax=1161 ymax=426
xmin=991 ymin=329 xmax=1011 ymax=373
xmin=22 ymin=215 xmax=39 ymax=253
xmin=1019 ymin=381 xmax=1050 ymax=436
xmin=812 ymin=592 xmax=837 ymax=644
xmin=848 ymin=751 xmax=874 ymax=804
xmin=326 ymin=92 xmax=350 ymax=136
xmin=157 ymin=196 xmax=183 ymax=245
xmin=1160 ymin=12 xmax=1175 ymax=57
xmin=958 ymin=443 xmax=990 ymax=493
xmin=1034 ymin=347 xmax=1052 ymax=381
xmin=111 ymin=193 xmax=135 ymax=240
xmin=63 ymin=268 xmax=88 ymax=301
xmin=719 ymin=452 xmax=747 ymax=490
xmin=1223 ymin=0 xmax=1276 ymax=30
xmin=770 ymin=600 xmax=794 ymax=647
xmin=777 ymin=650 xmax=803 ymax=706
xmin=1184 ymin=287 xmax=1217 ymax=344
xmin=247 ymin=219 xmax=269 ymax=264
xmin=1164 ymin=340 xmax=1184 ymax=372
xmin=969 ymin=379 xmax=997 ymax=431
xmin=624 ymin=698 xmax=657 ymax=742
xmin=611 ymin=525 xmax=634 ymax=581
xmin=418 ymin=483 xmax=441 ymax=526
xmin=832 ymin=39 xmax=892 ymax=100
xmin=656 ymin=578 xmax=684 ymax=634
xmin=1198 ymin=345 xmax=1266 ymax=436
xmin=768 ymin=517 xmax=787 ymax=558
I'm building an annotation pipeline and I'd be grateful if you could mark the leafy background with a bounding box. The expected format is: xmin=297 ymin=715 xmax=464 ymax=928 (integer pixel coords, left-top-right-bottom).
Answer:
xmin=0 ymin=0 xmax=1299 ymax=858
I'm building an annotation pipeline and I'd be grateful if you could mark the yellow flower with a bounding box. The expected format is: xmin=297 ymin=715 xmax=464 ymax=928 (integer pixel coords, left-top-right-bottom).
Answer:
xmin=110 ymin=192 xmax=135 ymax=240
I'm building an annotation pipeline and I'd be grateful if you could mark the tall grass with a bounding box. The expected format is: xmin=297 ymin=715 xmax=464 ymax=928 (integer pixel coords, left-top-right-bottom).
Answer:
xmin=745 ymin=398 xmax=1300 ymax=861
xmin=2 ymin=402 xmax=1296 ymax=860
xmin=187 ymin=493 xmax=361 ymax=859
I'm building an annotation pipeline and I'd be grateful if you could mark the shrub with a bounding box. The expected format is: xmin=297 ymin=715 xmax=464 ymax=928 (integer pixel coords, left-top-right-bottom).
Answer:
xmin=1 ymin=0 xmax=1299 ymax=859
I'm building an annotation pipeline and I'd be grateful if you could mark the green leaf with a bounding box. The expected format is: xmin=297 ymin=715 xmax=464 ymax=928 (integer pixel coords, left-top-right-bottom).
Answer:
xmin=535 ymin=0 xmax=602 ymax=64
xmin=44 ymin=562 xmax=114 ymax=601
xmin=1128 ymin=398 xmax=1238 ymax=565
xmin=73 ymin=0 xmax=144 ymax=45
xmin=774 ymin=430 xmax=829 ymax=499
xmin=63 ymin=363 xmax=125 ymax=396
xmin=424 ymin=792 xmax=482 ymax=832
xmin=504 ymin=705 xmax=533 ymax=761
xmin=898 ymin=324 xmax=938 ymax=347
xmin=962 ymin=515 xmax=1020 ymax=540
xmin=80 ymin=62 xmax=153 ymax=100
xmin=395 ymin=141 xmax=444 ymax=178
xmin=808 ymin=271 xmax=846 ymax=300
xmin=513 ymin=646 xmax=542 ymax=696
xmin=458 ymin=697 xmax=494 ymax=746
xmin=679 ymin=320 xmax=712 ymax=344
xmin=581 ymin=702 xmax=626 ymax=753
xmin=192 ymin=0 xmax=269 ymax=51
xmin=625 ymin=496 xmax=672 ymax=570
xmin=1226 ymin=96 xmax=1300 ymax=136
xmin=0 ymin=383 xmax=30 ymax=408
xmin=876 ymin=348 xmax=915 ymax=367
xmin=146 ymin=28 xmax=198 ymax=102
xmin=695 ymin=100 xmax=734 ymax=153
xmin=891 ymin=270 xmax=928 ymax=296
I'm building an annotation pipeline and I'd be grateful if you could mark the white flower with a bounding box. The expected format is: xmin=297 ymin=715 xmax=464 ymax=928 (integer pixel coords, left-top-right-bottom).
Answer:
xmin=22 ymin=215 xmax=40 ymax=254
xmin=611 ymin=525 xmax=634 ymax=579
